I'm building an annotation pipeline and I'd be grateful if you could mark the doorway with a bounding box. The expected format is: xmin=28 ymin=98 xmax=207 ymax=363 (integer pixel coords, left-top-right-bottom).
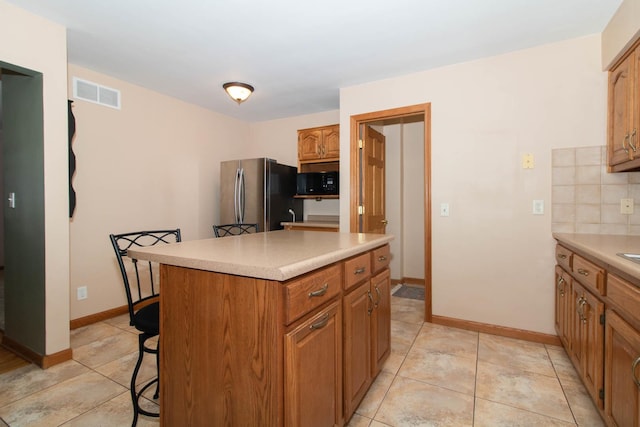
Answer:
xmin=350 ymin=103 xmax=432 ymax=321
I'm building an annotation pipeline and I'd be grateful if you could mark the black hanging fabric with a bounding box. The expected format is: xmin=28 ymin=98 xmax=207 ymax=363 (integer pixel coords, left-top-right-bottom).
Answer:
xmin=68 ymin=100 xmax=77 ymax=218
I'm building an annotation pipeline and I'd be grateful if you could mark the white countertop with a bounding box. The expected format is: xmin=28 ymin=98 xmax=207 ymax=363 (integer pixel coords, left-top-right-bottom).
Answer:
xmin=553 ymin=233 xmax=640 ymax=280
xmin=128 ymin=230 xmax=393 ymax=281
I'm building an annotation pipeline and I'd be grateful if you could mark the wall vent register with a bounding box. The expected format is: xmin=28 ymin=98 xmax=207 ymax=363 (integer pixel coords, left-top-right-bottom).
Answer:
xmin=73 ymin=77 xmax=121 ymax=109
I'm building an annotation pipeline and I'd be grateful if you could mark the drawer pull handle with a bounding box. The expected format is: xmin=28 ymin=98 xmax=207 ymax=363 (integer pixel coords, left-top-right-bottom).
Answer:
xmin=309 ymin=313 xmax=330 ymax=330
xmin=633 ymin=356 xmax=640 ymax=388
xmin=308 ymin=283 xmax=328 ymax=298
xmin=556 ymin=276 xmax=565 ymax=296
xmin=558 ymin=254 xmax=567 ymax=259
xmin=577 ymin=268 xmax=590 ymax=276
xmin=378 ymin=255 xmax=387 ymax=261
xmin=354 ymin=267 xmax=366 ymax=275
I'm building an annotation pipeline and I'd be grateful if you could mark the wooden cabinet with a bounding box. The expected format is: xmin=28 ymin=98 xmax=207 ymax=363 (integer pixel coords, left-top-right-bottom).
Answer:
xmin=298 ymin=125 xmax=339 ymax=163
xmin=159 ymin=243 xmax=391 ymax=426
xmin=297 ymin=125 xmax=340 ymax=180
xmin=555 ymin=266 xmax=572 ymax=349
xmin=608 ymin=42 xmax=640 ymax=172
xmin=342 ymin=280 xmax=372 ymax=418
xmin=285 ymin=300 xmax=342 ymax=427
xmin=604 ymin=309 xmax=640 ymax=427
xmin=342 ymin=245 xmax=391 ymax=421
xmin=371 ymin=268 xmax=391 ymax=375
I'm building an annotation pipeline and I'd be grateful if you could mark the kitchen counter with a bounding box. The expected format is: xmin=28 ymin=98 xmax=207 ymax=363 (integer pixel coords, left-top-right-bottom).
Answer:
xmin=126 ymin=230 xmax=393 ymax=426
xmin=553 ymin=233 xmax=640 ymax=281
xmin=128 ymin=229 xmax=391 ymax=281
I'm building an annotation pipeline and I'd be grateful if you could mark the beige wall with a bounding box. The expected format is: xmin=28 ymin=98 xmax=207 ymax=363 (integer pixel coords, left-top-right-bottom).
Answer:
xmin=67 ymin=64 xmax=250 ymax=320
xmin=339 ymin=34 xmax=607 ymax=335
xmin=0 ymin=0 xmax=70 ymax=354
xmin=602 ymin=0 xmax=640 ymax=69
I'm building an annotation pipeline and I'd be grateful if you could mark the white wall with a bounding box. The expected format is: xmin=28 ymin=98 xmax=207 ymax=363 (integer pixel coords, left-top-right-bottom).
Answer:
xmin=0 ymin=0 xmax=70 ymax=354
xmin=602 ymin=0 xmax=640 ymax=69
xmin=402 ymin=122 xmax=425 ymax=279
xmin=68 ymin=64 xmax=250 ymax=320
xmin=340 ymin=34 xmax=607 ymax=334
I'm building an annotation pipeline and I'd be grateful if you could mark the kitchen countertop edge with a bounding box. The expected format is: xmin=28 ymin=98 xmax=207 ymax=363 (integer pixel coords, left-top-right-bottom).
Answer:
xmin=553 ymin=232 xmax=640 ymax=281
xmin=128 ymin=230 xmax=393 ymax=282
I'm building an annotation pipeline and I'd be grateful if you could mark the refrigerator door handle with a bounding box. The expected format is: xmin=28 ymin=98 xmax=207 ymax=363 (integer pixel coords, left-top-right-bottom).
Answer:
xmin=234 ymin=168 xmax=241 ymax=224
xmin=239 ymin=167 xmax=246 ymax=223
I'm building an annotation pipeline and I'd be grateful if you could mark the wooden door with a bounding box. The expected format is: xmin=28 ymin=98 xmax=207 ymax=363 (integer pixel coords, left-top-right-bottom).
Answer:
xmin=634 ymin=44 xmax=640 ymax=160
xmin=555 ymin=266 xmax=571 ymax=349
xmin=361 ymin=125 xmax=386 ymax=234
xmin=322 ymin=125 xmax=340 ymax=159
xmin=581 ymin=288 xmax=605 ymax=407
xmin=298 ymin=129 xmax=322 ymax=161
xmin=285 ymin=300 xmax=342 ymax=427
xmin=371 ymin=269 xmax=391 ymax=376
xmin=605 ymin=309 xmax=640 ymax=427
xmin=609 ymin=52 xmax=634 ymax=166
xmin=342 ymin=281 xmax=372 ymax=420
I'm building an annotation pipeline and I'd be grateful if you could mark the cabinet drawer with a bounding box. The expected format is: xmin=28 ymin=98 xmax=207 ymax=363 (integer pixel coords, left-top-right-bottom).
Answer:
xmin=555 ymin=245 xmax=572 ymax=271
xmin=371 ymin=245 xmax=390 ymax=274
xmin=285 ymin=264 xmax=342 ymax=325
xmin=344 ymin=253 xmax=371 ymax=291
xmin=572 ymin=254 xmax=605 ymax=296
xmin=607 ymin=273 xmax=640 ymax=327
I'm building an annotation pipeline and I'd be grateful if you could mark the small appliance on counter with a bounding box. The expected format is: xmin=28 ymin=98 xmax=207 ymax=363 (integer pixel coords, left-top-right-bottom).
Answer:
xmin=296 ymin=171 xmax=339 ymax=196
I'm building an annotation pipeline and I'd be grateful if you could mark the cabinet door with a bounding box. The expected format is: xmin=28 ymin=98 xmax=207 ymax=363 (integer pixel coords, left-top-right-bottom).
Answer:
xmin=285 ymin=301 xmax=342 ymax=427
xmin=371 ymin=268 xmax=391 ymax=376
xmin=298 ymin=129 xmax=322 ymax=161
xmin=343 ymin=281 xmax=372 ymax=420
xmin=609 ymin=51 xmax=634 ymax=166
xmin=635 ymin=44 xmax=640 ymax=160
xmin=605 ymin=309 xmax=640 ymax=427
xmin=555 ymin=266 xmax=571 ymax=349
xmin=321 ymin=125 xmax=340 ymax=159
xmin=569 ymin=283 xmax=584 ymax=369
xmin=581 ymin=288 xmax=605 ymax=407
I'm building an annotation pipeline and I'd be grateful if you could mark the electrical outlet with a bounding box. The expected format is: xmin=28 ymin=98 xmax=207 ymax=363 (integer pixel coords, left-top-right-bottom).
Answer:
xmin=522 ymin=154 xmax=534 ymax=169
xmin=77 ymin=286 xmax=88 ymax=300
xmin=621 ymin=199 xmax=634 ymax=215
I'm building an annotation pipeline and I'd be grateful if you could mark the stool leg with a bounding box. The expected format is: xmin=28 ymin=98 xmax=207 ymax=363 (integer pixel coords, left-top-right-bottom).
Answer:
xmin=153 ymin=341 xmax=159 ymax=399
xmin=130 ymin=334 xmax=145 ymax=427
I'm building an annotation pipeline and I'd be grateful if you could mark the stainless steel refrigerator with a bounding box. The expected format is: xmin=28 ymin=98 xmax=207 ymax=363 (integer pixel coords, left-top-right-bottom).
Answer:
xmin=219 ymin=158 xmax=303 ymax=232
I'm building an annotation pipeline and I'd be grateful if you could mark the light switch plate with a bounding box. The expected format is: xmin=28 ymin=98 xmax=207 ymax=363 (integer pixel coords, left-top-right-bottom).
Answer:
xmin=533 ymin=199 xmax=544 ymax=215
xmin=440 ymin=203 xmax=450 ymax=217
xmin=522 ymin=154 xmax=534 ymax=169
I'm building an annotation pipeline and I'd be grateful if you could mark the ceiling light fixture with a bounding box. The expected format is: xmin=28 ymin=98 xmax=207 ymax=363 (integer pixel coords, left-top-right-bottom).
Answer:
xmin=223 ymin=82 xmax=254 ymax=104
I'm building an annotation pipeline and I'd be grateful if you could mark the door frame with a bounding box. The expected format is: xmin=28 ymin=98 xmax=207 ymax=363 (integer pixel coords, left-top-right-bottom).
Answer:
xmin=349 ymin=103 xmax=432 ymax=321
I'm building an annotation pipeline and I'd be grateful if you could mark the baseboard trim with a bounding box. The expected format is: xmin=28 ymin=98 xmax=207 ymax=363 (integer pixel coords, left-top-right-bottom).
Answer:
xmin=431 ymin=315 xmax=562 ymax=346
xmin=1 ymin=335 xmax=73 ymax=369
xmin=70 ymin=305 xmax=128 ymax=330
xmin=391 ymin=277 xmax=426 ymax=287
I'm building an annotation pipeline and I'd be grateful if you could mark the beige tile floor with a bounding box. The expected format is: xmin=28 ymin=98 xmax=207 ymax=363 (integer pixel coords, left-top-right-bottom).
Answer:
xmin=0 ymin=295 xmax=604 ymax=426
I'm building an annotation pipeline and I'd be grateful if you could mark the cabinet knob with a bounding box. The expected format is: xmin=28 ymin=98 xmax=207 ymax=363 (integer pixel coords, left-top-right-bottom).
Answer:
xmin=577 ymin=268 xmax=590 ymax=277
xmin=378 ymin=255 xmax=387 ymax=262
xmin=558 ymin=254 xmax=567 ymax=260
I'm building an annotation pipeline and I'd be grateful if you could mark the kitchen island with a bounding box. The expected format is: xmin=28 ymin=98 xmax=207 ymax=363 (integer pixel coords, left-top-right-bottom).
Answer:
xmin=128 ymin=230 xmax=393 ymax=426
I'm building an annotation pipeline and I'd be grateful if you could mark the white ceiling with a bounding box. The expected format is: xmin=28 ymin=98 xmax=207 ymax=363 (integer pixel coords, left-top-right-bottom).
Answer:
xmin=5 ymin=0 xmax=622 ymax=123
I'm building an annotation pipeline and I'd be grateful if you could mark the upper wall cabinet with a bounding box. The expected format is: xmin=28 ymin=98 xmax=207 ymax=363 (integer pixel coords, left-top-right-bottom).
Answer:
xmin=608 ymin=43 xmax=640 ymax=172
xmin=298 ymin=124 xmax=339 ymax=173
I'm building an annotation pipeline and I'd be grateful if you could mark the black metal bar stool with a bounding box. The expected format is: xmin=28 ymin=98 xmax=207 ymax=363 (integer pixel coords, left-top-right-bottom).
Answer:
xmin=109 ymin=229 xmax=181 ymax=427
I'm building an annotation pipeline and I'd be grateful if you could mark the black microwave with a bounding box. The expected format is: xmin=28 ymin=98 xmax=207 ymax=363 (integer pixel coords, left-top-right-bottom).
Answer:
xmin=297 ymin=172 xmax=339 ymax=195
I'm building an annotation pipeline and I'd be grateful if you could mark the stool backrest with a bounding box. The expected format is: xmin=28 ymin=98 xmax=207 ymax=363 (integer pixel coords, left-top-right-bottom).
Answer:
xmin=213 ymin=223 xmax=258 ymax=237
xmin=109 ymin=229 xmax=181 ymax=325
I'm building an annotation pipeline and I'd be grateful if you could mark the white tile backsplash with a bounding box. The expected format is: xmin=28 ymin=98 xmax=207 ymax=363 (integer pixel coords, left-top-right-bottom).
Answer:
xmin=552 ymin=146 xmax=640 ymax=235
